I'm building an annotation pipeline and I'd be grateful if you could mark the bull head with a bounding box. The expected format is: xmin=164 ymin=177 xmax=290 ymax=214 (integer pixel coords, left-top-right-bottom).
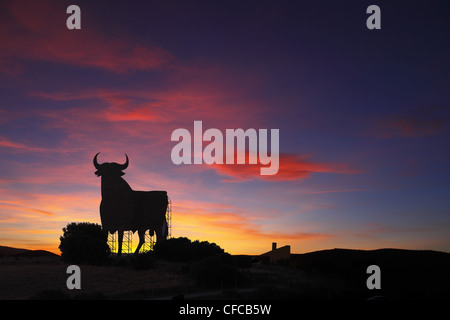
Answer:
xmin=93 ymin=152 xmax=129 ymax=177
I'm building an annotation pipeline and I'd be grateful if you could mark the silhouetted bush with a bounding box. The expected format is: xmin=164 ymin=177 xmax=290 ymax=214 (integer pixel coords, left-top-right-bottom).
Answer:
xmin=59 ymin=222 xmax=110 ymax=265
xmin=132 ymin=251 xmax=156 ymax=270
xmin=232 ymin=255 xmax=253 ymax=268
xmin=153 ymin=237 xmax=190 ymax=261
xmin=153 ymin=237 xmax=226 ymax=261
xmin=190 ymin=255 xmax=242 ymax=289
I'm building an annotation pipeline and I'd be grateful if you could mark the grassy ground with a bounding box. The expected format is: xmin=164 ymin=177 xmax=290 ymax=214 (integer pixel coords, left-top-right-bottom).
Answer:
xmin=0 ymin=256 xmax=194 ymax=299
xmin=3 ymin=248 xmax=450 ymax=300
xmin=0 ymin=255 xmax=318 ymax=300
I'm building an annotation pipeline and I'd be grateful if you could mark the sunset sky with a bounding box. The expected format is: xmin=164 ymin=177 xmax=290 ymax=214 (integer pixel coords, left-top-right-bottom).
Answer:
xmin=1 ymin=0 xmax=449 ymax=255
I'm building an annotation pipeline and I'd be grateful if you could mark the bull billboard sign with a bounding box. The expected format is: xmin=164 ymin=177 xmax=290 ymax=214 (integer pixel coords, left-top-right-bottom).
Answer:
xmin=93 ymin=153 xmax=169 ymax=256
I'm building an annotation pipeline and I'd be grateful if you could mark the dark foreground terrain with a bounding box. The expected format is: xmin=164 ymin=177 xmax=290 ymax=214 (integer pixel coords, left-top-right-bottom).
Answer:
xmin=1 ymin=246 xmax=449 ymax=300
xmin=291 ymin=248 xmax=450 ymax=299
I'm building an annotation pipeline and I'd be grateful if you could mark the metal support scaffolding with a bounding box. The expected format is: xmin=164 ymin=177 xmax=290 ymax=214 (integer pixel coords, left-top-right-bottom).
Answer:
xmin=142 ymin=230 xmax=155 ymax=253
xmin=107 ymin=231 xmax=116 ymax=254
xmin=122 ymin=230 xmax=132 ymax=255
xmin=107 ymin=230 xmax=133 ymax=255
xmin=167 ymin=197 xmax=172 ymax=238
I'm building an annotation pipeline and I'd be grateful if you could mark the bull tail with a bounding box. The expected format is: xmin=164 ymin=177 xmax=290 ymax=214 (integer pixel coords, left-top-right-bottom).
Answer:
xmin=162 ymin=219 xmax=167 ymax=238
xmin=163 ymin=195 xmax=171 ymax=239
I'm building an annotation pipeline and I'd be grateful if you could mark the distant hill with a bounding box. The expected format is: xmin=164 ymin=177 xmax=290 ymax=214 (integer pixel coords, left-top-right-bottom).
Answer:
xmin=291 ymin=248 xmax=450 ymax=299
xmin=291 ymin=247 xmax=450 ymax=269
xmin=0 ymin=245 xmax=59 ymax=258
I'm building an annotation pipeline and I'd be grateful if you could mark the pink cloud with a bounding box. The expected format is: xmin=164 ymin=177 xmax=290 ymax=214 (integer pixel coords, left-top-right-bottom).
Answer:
xmin=210 ymin=153 xmax=362 ymax=182
xmin=0 ymin=0 xmax=174 ymax=74
xmin=0 ymin=137 xmax=32 ymax=149
xmin=305 ymin=189 xmax=368 ymax=194
xmin=371 ymin=106 xmax=449 ymax=138
xmin=27 ymin=66 xmax=272 ymax=159
xmin=0 ymin=136 xmax=47 ymax=152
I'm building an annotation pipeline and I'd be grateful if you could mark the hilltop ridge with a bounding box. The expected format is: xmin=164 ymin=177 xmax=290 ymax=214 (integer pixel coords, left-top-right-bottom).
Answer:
xmin=0 ymin=245 xmax=59 ymax=258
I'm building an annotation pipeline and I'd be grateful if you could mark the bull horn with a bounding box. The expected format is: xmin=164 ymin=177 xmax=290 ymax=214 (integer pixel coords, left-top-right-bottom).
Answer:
xmin=119 ymin=153 xmax=129 ymax=170
xmin=93 ymin=152 xmax=101 ymax=169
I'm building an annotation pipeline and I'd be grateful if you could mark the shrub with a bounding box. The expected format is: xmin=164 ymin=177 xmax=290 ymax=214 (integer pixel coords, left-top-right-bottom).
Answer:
xmin=190 ymin=255 xmax=241 ymax=289
xmin=132 ymin=251 xmax=156 ymax=270
xmin=153 ymin=237 xmax=191 ymax=261
xmin=153 ymin=237 xmax=226 ymax=261
xmin=59 ymin=222 xmax=110 ymax=265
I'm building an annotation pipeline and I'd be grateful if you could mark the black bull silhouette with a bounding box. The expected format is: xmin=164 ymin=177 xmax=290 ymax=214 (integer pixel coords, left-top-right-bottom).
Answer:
xmin=94 ymin=153 xmax=168 ymax=255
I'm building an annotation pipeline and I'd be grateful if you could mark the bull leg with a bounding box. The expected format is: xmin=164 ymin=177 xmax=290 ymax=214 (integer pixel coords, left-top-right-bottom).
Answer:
xmin=135 ymin=229 xmax=145 ymax=255
xmin=117 ymin=230 xmax=124 ymax=257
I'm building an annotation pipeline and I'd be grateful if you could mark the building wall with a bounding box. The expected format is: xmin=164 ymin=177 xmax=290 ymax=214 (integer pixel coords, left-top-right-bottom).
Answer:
xmin=259 ymin=245 xmax=291 ymax=263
